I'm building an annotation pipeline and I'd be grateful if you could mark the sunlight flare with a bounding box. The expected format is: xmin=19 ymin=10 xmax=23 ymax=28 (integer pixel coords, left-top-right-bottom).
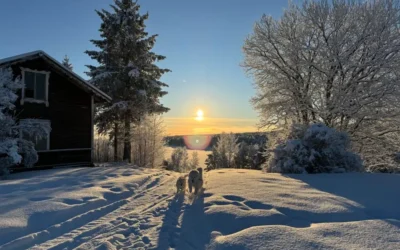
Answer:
xmin=195 ymin=109 xmax=204 ymax=121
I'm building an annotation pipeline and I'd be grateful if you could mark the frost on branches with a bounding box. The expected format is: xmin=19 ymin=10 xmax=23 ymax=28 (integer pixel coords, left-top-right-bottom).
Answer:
xmin=243 ymin=0 xmax=400 ymax=171
xmin=0 ymin=68 xmax=50 ymax=177
xmin=86 ymin=0 xmax=170 ymax=162
xmin=267 ymin=124 xmax=363 ymax=174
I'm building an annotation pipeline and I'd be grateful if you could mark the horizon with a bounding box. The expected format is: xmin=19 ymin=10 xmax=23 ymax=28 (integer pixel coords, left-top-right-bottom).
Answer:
xmin=0 ymin=0 xmax=289 ymax=135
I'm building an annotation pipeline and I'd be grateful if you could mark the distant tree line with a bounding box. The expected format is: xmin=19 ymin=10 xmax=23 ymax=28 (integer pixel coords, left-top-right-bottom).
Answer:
xmin=204 ymin=132 xmax=266 ymax=171
xmin=165 ymin=132 xmax=267 ymax=150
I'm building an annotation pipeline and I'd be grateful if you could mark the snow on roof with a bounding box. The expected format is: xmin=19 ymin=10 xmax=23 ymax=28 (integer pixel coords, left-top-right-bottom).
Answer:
xmin=0 ymin=50 xmax=112 ymax=102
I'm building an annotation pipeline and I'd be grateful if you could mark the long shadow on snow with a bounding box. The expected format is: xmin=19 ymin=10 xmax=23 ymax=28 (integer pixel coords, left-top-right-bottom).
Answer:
xmin=155 ymin=193 xmax=185 ymax=250
xmin=175 ymin=192 xmax=210 ymax=250
xmin=286 ymin=173 xmax=400 ymax=228
xmin=0 ymin=167 xmax=138 ymax=246
xmin=174 ymin=190 xmax=292 ymax=249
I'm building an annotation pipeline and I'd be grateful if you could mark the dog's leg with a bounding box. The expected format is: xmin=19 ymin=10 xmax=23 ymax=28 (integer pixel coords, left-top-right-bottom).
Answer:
xmin=188 ymin=179 xmax=192 ymax=193
xmin=194 ymin=182 xmax=199 ymax=194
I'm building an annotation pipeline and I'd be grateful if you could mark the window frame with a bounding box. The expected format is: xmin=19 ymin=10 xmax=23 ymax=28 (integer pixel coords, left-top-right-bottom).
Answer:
xmin=19 ymin=119 xmax=51 ymax=152
xmin=20 ymin=67 xmax=50 ymax=107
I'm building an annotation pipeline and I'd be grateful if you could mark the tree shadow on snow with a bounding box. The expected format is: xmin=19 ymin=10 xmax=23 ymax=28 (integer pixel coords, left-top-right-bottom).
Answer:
xmin=286 ymin=173 xmax=400 ymax=228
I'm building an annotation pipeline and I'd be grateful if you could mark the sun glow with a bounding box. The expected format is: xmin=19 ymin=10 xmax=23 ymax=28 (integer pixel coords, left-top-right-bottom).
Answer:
xmin=195 ymin=109 xmax=204 ymax=121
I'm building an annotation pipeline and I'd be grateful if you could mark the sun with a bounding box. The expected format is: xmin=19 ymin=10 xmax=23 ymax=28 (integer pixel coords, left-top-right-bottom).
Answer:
xmin=195 ymin=109 xmax=204 ymax=121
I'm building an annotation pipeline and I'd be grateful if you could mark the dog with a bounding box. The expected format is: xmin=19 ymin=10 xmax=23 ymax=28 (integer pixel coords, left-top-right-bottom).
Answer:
xmin=176 ymin=176 xmax=187 ymax=193
xmin=188 ymin=168 xmax=204 ymax=194
xmin=188 ymin=169 xmax=199 ymax=194
xmin=195 ymin=168 xmax=203 ymax=194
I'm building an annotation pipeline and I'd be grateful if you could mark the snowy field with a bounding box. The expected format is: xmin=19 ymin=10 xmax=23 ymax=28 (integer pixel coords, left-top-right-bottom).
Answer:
xmin=0 ymin=167 xmax=399 ymax=249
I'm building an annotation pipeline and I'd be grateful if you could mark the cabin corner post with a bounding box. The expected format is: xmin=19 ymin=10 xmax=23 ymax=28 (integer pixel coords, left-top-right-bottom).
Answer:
xmin=91 ymin=95 xmax=95 ymax=165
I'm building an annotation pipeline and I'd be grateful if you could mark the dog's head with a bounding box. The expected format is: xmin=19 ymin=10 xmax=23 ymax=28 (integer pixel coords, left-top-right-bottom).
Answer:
xmin=176 ymin=177 xmax=185 ymax=187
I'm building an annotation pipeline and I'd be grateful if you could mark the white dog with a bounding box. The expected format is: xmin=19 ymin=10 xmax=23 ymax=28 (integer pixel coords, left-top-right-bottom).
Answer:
xmin=188 ymin=169 xmax=199 ymax=194
xmin=188 ymin=168 xmax=204 ymax=194
xmin=176 ymin=176 xmax=186 ymax=193
xmin=195 ymin=167 xmax=203 ymax=194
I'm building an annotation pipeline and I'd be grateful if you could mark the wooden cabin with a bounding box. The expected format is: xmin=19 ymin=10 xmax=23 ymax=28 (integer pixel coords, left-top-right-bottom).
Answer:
xmin=0 ymin=51 xmax=111 ymax=167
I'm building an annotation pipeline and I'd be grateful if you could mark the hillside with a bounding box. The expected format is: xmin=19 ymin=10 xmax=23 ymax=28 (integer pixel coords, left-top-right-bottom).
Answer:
xmin=0 ymin=167 xmax=399 ymax=249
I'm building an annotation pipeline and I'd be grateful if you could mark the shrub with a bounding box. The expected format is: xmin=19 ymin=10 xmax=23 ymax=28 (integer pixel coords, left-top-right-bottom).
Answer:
xmin=266 ymin=124 xmax=363 ymax=174
xmin=169 ymin=147 xmax=189 ymax=172
xmin=190 ymin=151 xmax=199 ymax=169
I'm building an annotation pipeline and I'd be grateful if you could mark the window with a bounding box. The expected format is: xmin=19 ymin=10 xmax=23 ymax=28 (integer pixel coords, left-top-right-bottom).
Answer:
xmin=21 ymin=68 xmax=50 ymax=106
xmin=20 ymin=119 xmax=51 ymax=151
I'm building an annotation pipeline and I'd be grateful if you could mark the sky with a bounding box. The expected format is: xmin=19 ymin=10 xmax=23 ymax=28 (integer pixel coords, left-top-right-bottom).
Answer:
xmin=0 ymin=0 xmax=289 ymax=135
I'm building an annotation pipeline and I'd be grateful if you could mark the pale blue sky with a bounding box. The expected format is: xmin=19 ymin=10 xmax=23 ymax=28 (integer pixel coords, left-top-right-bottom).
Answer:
xmin=0 ymin=0 xmax=289 ymax=135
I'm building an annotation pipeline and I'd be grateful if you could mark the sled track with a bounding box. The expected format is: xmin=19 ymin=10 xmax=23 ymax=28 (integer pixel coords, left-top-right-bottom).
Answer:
xmin=0 ymin=171 xmax=176 ymax=250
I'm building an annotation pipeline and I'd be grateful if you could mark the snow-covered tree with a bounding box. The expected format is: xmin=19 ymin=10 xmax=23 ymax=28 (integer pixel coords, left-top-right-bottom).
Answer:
xmin=215 ymin=132 xmax=239 ymax=168
xmin=86 ymin=0 xmax=170 ymax=163
xmin=62 ymin=55 xmax=73 ymax=71
xmin=205 ymin=147 xmax=219 ymax=171
xmin=190 ymin=151 xmax=199 ymax=169
xmin=169 ymin=147 xmax=189 ymax=172
xmin=131 ymin=115 xmax=166 ymax=168
xmin=0 ymin=68 xmax=50 ymax=177
xmin=243 ymin=0 xmax=400 ymax=170
xmin=235 ymin=142 xmax=250 ymax=168
xmin=234 ymin=142 xmax=264 ymax=169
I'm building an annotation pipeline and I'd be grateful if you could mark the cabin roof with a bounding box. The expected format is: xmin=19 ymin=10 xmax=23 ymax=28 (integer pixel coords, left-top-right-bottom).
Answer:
xmin=0 ymin=50 xmax=112 ymax=102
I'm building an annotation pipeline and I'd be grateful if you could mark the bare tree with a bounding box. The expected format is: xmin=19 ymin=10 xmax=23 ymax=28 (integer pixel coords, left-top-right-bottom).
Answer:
xmin=131 ymin=115 xmax=166 ymax=168
xmin=216 ymin=132 xmax=239 ymax=168
xmin=243 ymin=0 xmax=400 ymax=170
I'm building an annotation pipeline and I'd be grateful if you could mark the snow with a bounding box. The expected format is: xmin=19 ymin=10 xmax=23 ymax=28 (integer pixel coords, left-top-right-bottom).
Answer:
xmin=0 ymin=167 xmax=399 ymax=249
xmin=128 ymin=68 xmax=140 ymax=78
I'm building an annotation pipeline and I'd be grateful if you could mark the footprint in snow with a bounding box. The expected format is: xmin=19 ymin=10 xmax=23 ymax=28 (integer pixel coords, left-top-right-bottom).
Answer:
xmin=29 ymin=196 xmax=52 ymax=202
xmin=101 ymin=184 xmax=113 ymax=188
xmin=222 ymin=195 xmax=246 ymax=202
xmin=82 ymin=183 xmax=95 ymax=188
xmin=110 ymin=187 xmax=123 ymax=192
xmin=243 ymin=200 xmax=273 ymax=210
xmin=62 ymin=198 xmax=85 ymax=205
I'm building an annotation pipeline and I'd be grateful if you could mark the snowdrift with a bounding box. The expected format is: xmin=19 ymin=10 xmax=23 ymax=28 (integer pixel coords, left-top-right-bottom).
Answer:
xmin=0 ymin=167 xmax=399 ymax=249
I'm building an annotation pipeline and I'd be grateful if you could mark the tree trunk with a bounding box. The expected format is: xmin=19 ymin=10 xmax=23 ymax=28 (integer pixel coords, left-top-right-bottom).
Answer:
xmin=123 ymin=116 xmax=131 ymax=162
xmin=114 ymin=123 xmax=119 ymax=161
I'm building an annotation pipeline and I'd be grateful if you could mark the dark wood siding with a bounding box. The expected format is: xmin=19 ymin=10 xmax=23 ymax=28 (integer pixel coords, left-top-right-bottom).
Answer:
xmin=36 ymin=150 xmax=92 ymax=166
xmin=11 ymin=58 xmax=93 ymax=166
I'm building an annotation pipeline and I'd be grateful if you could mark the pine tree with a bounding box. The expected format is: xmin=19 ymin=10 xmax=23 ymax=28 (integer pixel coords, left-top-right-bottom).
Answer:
xmin=86 ymin=0 xmax=170 ymax=162
xmin=0 ymin=68 xmax=50 ymax=176
xmin=62 ymin=55 xmax=73 ymax=71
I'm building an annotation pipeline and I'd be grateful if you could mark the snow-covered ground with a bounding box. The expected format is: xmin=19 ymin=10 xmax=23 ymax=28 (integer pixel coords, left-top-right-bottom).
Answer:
xmin=0 ymin=167 xmax=399 ymax=249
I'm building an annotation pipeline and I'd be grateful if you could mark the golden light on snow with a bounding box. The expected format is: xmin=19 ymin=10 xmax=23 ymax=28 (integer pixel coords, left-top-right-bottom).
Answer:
xmin=195 ymin=109 xmax=204 ymax=121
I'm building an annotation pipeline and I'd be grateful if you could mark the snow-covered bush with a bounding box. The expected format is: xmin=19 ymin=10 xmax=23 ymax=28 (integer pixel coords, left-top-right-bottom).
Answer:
xmin=267 ymin=124 xmax=363 ymax=174
xmin=169 ymin=147 xmax=189 ymax=172
xmin=234 ymin=142 xmax=264 ymax=169
xmin=190 ymin=151 xmax=199 ymax=169
xmin=0 ymin=68 xmax=50 ymax=177
xmin=205 ymin=147 xmax=219 ymax=171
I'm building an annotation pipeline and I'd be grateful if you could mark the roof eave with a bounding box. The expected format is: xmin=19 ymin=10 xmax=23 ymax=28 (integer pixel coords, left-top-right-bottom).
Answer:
xmin=0 ymin=50 xmax=112 ymax=103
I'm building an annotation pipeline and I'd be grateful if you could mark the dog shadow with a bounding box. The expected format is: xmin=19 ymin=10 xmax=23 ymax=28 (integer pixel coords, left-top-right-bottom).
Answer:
xmin=175 ymin=189 xmax=211 ymax=250
xmin=155 ymin=193 xmax=185 ymax=250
